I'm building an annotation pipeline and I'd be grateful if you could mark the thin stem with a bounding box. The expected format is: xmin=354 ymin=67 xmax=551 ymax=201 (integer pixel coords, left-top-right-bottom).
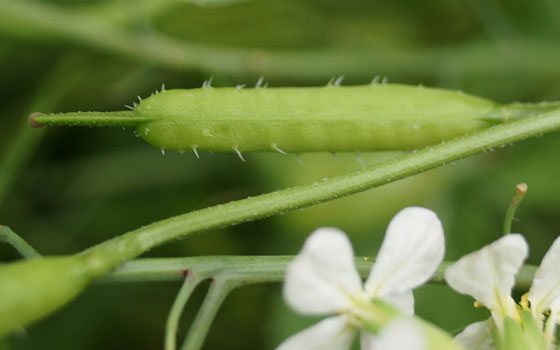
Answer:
xmin=101 ymin=256 xmax=537 ymax=292
xmin=82 ymin=109 xmax=560 ymax=275
xmin=503 ymin=183 xmax=528 ymax=236
xmin=181 ymin=281 xmax=233 ymax=350
xmin=32 ymin=111 xmax=152 ymax=127
xmin=0 ymin=226 xmax=41 ymax=259
xmin=165 ymin=273 xmax=201 ymax=350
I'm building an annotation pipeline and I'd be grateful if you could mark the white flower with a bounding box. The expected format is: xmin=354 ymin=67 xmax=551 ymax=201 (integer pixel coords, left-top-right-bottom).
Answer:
xmin=444 ymin=234 xmax=560 ymax=349
xmin=371 ymin=318 xmax=428 ymax=350
xmin=277 ymin=207 xmax=445 ymax=350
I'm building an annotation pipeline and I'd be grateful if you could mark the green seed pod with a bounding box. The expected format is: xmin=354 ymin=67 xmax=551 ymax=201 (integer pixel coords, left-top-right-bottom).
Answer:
xmin=134 ymin=84 xmax=501 ymax=153
xmin=0 ymin=256 xmax=96 ymax=337
xmin=33 ymin=83 xmax=560 ymax=154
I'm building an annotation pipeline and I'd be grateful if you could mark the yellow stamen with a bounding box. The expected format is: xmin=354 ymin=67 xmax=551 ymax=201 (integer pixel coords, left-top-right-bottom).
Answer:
xmin=520 ymin=293 xmax=530 ymax=310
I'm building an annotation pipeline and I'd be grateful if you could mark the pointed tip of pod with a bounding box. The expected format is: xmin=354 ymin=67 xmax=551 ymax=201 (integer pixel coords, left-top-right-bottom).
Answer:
xmin=28 ymin=112 xmax=45 ymax=128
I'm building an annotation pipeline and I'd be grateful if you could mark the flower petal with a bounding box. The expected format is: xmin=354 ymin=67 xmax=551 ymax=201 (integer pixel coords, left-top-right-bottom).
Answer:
xmin=454 ymin=319 xmax=495 ymax=350
xmin=362 ymin=318 xmax=426 ymax=350
xmin=276 ymin=315 xmax=356 ymax=350
xmin=382 ymin=290 xmax=415 ymax=316
xmin=528 ymin=236 xmax=560 ymax=315
xmin=365 ymin=207 xmax=445 ymax=297
xmin=360 ymin=330 xmax=377 ymax=350
xmin=284 ymin=227 xmax=363 ymax=315
xmin=444 ymin=234 xmax=527 ymax=319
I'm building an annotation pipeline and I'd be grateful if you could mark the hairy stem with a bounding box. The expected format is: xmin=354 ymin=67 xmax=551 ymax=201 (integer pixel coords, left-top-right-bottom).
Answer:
xmin=0 ymin=109 xmax=555 ymax=336
xmin=31 ymin=111 xmax=151 ymax=127
xmin=82 ymin=109 xmax=560 ymax=275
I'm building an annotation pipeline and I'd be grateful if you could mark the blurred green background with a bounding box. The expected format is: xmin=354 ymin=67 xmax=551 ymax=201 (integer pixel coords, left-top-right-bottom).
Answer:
xmin=1 ymin=0 xmax=560 ymax=348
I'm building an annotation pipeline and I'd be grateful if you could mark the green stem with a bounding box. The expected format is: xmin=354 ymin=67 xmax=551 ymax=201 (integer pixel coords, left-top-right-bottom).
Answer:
xmin=32 ymin=111 xmax=152 ymax=127
xmin=165 ymin=273 xmax=200 ymax=350
xmin=503 ymin=183 xmax=528 ymax=236
xmin=0 ymin=109 xmax=553 ymax=336
xmin=0 ymin=225 xmax=41 ymax=259
xmin=102 ymin=256 xmax=537 ymax=292
xmin=82 ymin=109 xmax=560 ymax=275
xmin=181 ymin=281 xmax=233 ymax=350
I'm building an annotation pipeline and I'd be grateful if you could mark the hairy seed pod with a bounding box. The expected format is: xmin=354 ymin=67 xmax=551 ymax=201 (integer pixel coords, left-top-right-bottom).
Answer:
xmin=33 ymin=84 xmax=560 ymax=153
xmin=134 ymin=84 xmax=501 ymax=152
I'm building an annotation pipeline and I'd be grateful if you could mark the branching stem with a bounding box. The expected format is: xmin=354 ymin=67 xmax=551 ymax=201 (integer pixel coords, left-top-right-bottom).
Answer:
xmin=104 ymin=255 xmax=537 ymax=349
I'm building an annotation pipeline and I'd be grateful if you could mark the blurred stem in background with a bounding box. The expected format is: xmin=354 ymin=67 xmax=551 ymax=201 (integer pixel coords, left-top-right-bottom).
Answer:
xmin=76 ymin=0 xmax=251 ymax=26
xmin=0 ymin=55 xmax=90 ymax=208
xmin=1 ymin=0 xmax=560 ymax=83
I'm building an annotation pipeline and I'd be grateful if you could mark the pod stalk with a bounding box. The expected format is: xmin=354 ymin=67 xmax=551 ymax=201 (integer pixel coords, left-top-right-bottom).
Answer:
xmin=30 ymin=110 xmax=151 ymax=127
